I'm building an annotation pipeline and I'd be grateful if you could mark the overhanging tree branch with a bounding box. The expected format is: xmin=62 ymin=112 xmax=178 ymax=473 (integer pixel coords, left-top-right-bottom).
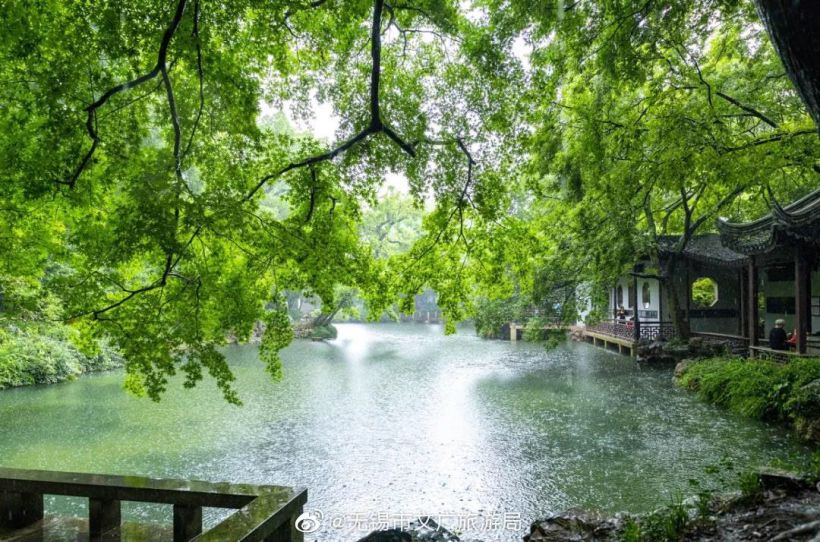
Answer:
xmin=722 ymin=129 xmax=815 ymax=152
xmin=244 ymin=0 xmax=419 ymax=202
xmin=79 ymin=0 xmax=474 ymax=321
xmin=62 ymin=0 xmax=189 ymax=189
xmin=715 ymin=91 xmax=778 ymax=128
xmin=183 ymin=0 xmax=204 ymax=159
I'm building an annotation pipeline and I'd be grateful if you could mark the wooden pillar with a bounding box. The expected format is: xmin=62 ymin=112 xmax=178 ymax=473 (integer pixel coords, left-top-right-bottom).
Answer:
xmin=658 ymin=278 xmax=664 ymax=323
xmin=173 ymin=504 xmax=202 ymax=542
xmin=89 ymin=498 xmax=121 ymax=541
xmin=509 ymin=323 xmax=517 ymax=342
xmin=739 ymin=268 xmax=747 ymax=337
xmin=0 ymin=490 xmax=43 ymax=529
xmin=631 ymin=274 xmax=641 ymax=340
xmin=795 ymin=248 xmax=810 ymax=354
xmin=265 ymin=512 xmax=304 ymax=542
xmin=748 ymin=258 xmax=759 ymax=348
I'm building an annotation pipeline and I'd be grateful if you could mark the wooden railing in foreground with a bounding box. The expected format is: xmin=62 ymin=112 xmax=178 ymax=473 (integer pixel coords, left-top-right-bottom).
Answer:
xmin=0 ymin=467 xmax=307 ymax=541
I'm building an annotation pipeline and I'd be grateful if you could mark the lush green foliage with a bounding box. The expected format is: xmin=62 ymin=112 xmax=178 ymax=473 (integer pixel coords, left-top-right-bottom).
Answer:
xmin=634 ymin=496 xmax=690 ymax=542
xmin=2 ymin=0 xmax=819 ymax=402
xmin=0 ymin=325 xmax=122 ymax=389
xmin=678 ymin=357 xmax=820 ymax=441
xmin=360 ymin=189 xmax=424 ymax=260
xmin=508 ymin=0 xmax=820 ymax=325
xmin=522 ymin=317 xmax=548 ymax=342
xmin=473 ymin=297 xmax=529 ymax=339
xmin=0 ymin=276 xmax=123 ymax=388
xmin=691 ymin=277 xmax=718 ymax=307
xmin=618 ymin=459 xmax=785 ymax=542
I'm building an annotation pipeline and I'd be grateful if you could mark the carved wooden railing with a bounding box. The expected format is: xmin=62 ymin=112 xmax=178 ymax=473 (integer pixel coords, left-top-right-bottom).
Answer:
xmin=587 ymin=320 xmax=637 ymax=341
xmin=586 ymin=320 xmax=677 ymax=342
xmin=639 ymin=322 xmax=677 ymax=341
xmin=0 ymin=468 xmax=307 ymax=542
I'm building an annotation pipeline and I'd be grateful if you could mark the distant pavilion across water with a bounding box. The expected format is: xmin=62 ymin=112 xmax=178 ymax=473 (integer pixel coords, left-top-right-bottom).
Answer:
xmin=581 ymin=188 xmax=820 ymax=359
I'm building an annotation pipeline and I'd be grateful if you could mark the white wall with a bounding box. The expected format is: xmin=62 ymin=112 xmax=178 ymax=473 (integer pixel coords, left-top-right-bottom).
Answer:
xmin=575 ymin=282 xmax=593 ymax=326
xmin=636 ymin=278 xmax=661 ymax=322
xmin=608 ymin=276 xmax=660 ymax=322
xmin=609 ymin=276 xmax=631 ymax=313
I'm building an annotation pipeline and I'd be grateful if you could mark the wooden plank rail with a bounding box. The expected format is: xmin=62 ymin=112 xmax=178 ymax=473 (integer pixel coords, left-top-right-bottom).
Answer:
xmin=0 ymin=468 xmax=307 ymax=542
xmin=749 ymin=346 xmax=808 ymax=363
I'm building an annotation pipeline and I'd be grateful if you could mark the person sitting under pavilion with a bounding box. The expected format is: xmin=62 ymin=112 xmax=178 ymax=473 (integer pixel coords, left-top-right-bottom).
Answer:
xmin=769 ymin=319 xmax=788 ymax=351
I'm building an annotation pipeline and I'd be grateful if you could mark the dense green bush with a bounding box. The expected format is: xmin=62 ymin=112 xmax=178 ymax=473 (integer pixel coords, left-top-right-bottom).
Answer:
xmin=522 ymin=318 xmax=567 ymax=350
xmin=0 ymin=325 xmax=122 ymax=389
xmin=522 ymin=317 xmax=547 ymax=342
xmin=677 ymin=357 xmax=820 ymax=442
xmin=474 ymin=297 xmax=528 ymax=339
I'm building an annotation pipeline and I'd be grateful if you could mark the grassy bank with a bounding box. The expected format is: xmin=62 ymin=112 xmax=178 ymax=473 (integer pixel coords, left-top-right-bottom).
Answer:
xmin=676 ymin=356 xmax=820 ymax=443
xmin=0 ymin=324 xmax=122 ymax=389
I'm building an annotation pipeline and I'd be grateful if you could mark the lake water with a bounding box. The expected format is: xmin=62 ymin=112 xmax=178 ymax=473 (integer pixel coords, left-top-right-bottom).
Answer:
xmin=0 ymin=324 xmax=812 ymax=541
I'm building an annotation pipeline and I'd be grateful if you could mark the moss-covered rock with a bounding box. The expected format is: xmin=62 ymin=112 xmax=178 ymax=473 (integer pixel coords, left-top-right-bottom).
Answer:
xmin=309 ymin=324 xmax=338 ymax=340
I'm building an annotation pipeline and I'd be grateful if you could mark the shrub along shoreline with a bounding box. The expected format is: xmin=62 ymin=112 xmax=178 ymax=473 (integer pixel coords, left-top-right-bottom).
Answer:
xmin=675 ymin=356 xmax=820 ymax=444
xmin=0 ymin=325 xmax=123 ymax=389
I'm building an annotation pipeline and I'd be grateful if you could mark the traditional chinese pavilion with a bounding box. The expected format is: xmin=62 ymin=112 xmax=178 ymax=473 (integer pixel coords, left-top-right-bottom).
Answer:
xmin=584 ymin=187 xmax=820 ymax=357
xmin=719 ymin=187 xmax=820 ymax=355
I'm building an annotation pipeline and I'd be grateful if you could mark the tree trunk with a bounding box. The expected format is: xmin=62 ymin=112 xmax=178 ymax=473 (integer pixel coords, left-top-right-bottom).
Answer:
xmin=755 ymin=1 xmax=820 ymax=130
xmin=313 ymin=309 xmax=339 ymax=327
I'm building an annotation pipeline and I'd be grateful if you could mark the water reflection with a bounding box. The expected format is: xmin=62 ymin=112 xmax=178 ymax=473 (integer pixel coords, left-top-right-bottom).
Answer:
xmin=0 ymin=324 xmax=812 ymax=541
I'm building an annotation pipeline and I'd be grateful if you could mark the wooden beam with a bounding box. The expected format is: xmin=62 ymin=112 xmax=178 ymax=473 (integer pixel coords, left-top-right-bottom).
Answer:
xmin=631 ymin=273 xmax=641 ymax=340
xmin=174 ymin=504 xmax=203 ymax=542
xmin=0 ymin=468 xmax=262 ymax=509
xmin=795 ymin=248 xmax=810 ymax=354
xmin=739 ymin=268 xmax=747 ymax=338
xmin=89 ymin=498 xmax=121 ymax=540
xmin=0 ymin=490 xmax=43 ymax=529
xmin=658 ymin=277 xmax=664 ymax=323
xmin=748 ymin=258 xmax=759 ymax=347
xmin=265 ymin=512 xmax=304 ymax=542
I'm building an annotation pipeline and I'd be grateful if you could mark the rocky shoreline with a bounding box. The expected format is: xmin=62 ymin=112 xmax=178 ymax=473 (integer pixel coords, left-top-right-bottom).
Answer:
xmin=636 ymin=336 xmax=747 ymax=365
xmin=356 ymin=471 xmax=820 ymax=542
xmin=226 ymin=319 xmax=338 ymax=343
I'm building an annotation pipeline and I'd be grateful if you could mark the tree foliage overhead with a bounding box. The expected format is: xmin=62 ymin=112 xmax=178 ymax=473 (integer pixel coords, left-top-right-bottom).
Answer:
xmin=1 ymin=0 xmax=523 ymax=402
xmin=511 ymin=0 xmax=820 ymax=322
xmin=2 ymin=0 xmax=818 ymax=400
